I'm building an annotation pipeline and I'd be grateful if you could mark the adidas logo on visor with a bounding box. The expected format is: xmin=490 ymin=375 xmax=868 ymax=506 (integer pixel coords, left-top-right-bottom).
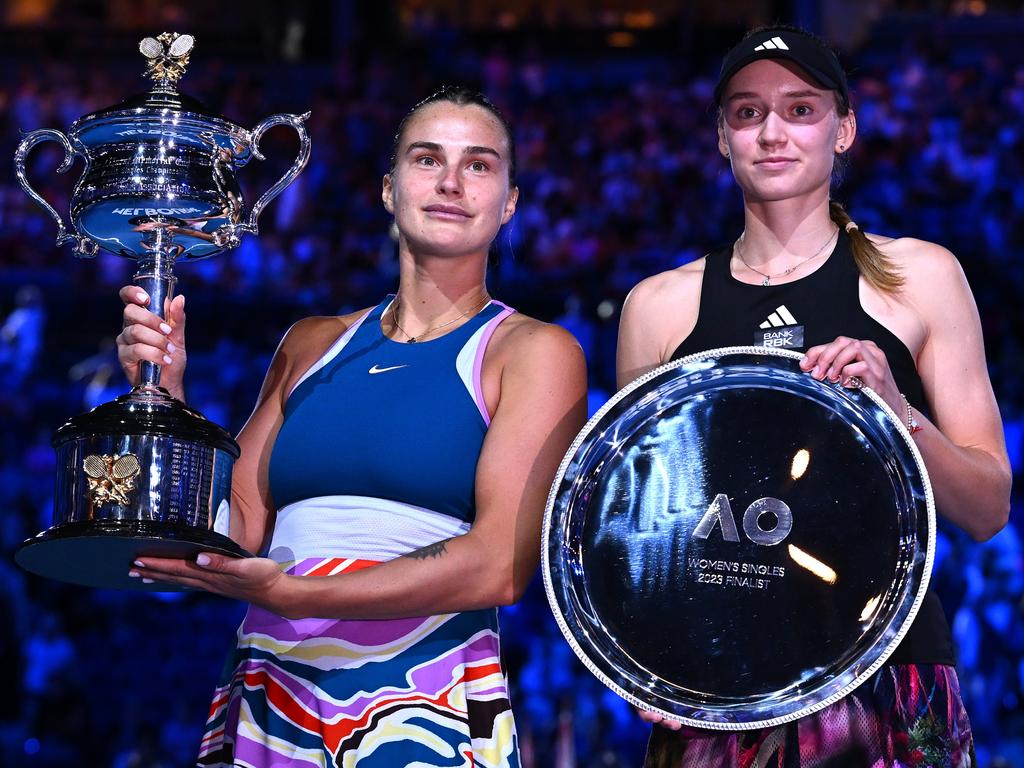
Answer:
xmin=754 ymin=36 xmax=789 ymax=51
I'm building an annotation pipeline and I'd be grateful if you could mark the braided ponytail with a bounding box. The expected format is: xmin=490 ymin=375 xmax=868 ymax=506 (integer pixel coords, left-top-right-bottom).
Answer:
xmin=829 ymin=200 xmax=903 ymax=293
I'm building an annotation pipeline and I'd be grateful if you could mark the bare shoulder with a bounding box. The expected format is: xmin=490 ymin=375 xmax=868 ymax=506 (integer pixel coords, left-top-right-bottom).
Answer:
xmin=869 ymin=234 xmax=965 ymax=281
xmin=624 ymin=258 xmax=707 ymax=316
xmin=488 ymin=312 xmax=585 ymax=368
xmin=619 ymin=257 xmax=708 ymax=372
xmin=274 ymin=307 xmax=375 ymax=386
xmin=280 ymin=310 xmax=366 ymax=353
xmin=870 ymin=234 xmax=970 ymax=300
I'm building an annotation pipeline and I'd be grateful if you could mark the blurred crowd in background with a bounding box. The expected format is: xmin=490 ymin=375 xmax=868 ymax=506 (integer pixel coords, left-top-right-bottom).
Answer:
xmin=1 ymin=2 xmax=1023 ymax=766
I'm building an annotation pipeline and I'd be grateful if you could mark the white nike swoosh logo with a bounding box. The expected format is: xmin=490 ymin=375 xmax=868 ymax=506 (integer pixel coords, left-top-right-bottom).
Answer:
xmin=368 ymin=364 xmax=409 ymax=374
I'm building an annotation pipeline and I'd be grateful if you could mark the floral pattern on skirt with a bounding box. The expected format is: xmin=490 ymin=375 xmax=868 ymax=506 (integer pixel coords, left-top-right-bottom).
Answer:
xmin=645 ymin=664 xmax=974 ymax=768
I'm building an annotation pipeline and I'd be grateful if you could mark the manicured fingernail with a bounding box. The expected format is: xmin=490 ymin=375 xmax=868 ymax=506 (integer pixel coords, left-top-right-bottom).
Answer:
xmin=811 ymin=366 xmax=820 ymax=376
xmin=128 ymin=570 xmax=140 ymax=578
xmin=160 ymin=322 xmax=173 ymax=334
xmin=163 ymin=355 xmax=173 ymax=365
xmin=142 ymin=578 xmax=154 ymax=584
xmin=196 ymin=553 xmax=211 ymax=567
xmin=166 ymin=342 xmax=176 ymax=353
xmin=137 ymin=291 xmax=149 ymax=304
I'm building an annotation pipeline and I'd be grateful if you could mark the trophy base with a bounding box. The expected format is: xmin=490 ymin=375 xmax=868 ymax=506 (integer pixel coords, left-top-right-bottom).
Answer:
xmin=15 ymin=519 xmax=253 ymax=591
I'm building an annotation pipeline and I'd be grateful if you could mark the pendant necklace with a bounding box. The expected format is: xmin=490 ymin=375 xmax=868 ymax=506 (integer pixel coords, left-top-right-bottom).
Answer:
xmin=735 ymin=227 xmax=839 ymax=287
xmin=390 ymin=294 xmax=491 ymax=343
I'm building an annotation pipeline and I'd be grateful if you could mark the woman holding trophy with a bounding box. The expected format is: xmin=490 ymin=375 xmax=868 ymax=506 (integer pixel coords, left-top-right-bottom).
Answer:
xmin=617 ymin=25 xmax=1010 ymax=768
xmin=117 ymin=86 xmax=586 ymax=767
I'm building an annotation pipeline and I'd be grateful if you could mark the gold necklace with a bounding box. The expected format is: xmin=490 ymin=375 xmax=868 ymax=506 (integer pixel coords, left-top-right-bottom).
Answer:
xmin=735 ymin=227 xmax=838 ymax=286
xmin=389 ymin=293 xmax=491 ymax=343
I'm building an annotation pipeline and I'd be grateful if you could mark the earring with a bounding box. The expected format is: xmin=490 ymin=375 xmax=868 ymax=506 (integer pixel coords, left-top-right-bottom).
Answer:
xmin=838 ymin=144 xmax=846 ymax=152
xmin=724 ymin=151 xmax=730 ymax=158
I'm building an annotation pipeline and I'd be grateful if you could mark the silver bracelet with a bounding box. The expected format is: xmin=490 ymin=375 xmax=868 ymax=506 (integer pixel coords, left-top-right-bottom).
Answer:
xmin=899 ymin=393 xmax=922 ymax=434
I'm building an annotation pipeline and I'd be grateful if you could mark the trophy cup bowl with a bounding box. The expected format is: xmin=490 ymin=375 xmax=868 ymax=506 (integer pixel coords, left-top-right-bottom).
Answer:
xmin=14 ymin=32 xmax=311 ymax=590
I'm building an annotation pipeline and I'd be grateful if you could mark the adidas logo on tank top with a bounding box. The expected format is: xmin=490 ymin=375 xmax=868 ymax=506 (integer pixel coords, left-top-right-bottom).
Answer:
xmin=755 ymin=304 xmax=804 ymax=349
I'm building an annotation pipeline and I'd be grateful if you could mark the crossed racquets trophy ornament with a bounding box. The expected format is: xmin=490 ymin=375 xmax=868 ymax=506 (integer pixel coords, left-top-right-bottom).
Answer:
xmin=15 ymin=34 xmax=933 ymax=730
xmin=14 ymin=33 xmax=310 ymax=590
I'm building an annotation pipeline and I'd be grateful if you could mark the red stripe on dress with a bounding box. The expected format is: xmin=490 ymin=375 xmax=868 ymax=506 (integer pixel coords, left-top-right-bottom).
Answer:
xmin=241 ymin=664 xmax=474 ymax=754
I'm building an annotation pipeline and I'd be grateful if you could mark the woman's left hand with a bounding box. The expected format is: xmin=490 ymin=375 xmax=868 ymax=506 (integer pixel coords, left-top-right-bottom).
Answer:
xmin=130 ymin=553 xmax=289 ymax=610
xmin=800 ymin=336 xmax=903 ymax=415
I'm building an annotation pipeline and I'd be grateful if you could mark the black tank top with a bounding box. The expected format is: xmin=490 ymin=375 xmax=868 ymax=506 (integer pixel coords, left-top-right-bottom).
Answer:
xmin=671 ymin=230 xmax=954 ymax=665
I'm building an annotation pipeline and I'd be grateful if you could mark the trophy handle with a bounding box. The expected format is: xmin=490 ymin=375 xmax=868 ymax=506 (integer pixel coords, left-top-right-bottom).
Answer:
xmin=229 ymin=112 xmax=311 ymax=242
xmin=14 ymin=129 xmax=98 ymax=257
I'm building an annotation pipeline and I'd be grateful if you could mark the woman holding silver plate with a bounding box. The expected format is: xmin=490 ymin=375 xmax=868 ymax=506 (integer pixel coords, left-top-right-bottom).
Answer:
xmin=618 ymin=25 xmax=1010 ymax=768
xmin=115 ymin=86 xmax=586 ymax=767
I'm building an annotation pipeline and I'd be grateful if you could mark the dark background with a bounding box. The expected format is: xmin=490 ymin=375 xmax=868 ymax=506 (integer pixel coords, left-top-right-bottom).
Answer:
xmin=1 ymin=1 xmax=1022 ymax=765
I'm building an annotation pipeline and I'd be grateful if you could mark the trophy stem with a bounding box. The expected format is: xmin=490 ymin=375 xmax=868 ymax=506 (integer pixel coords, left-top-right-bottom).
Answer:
xmin=133 ymin=230 xmax=178 ymax=388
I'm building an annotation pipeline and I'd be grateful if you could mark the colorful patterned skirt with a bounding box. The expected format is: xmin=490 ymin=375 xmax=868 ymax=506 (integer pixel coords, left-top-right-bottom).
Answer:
xmin=645 ymin=664 xmax=974 ymax=768
xmin=197 ymin=556 xmax=520 ymax=768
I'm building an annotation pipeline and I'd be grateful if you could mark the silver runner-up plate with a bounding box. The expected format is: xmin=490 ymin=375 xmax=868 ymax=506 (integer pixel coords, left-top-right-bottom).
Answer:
xmin=542 ymin=346 xmax=934 ymax=730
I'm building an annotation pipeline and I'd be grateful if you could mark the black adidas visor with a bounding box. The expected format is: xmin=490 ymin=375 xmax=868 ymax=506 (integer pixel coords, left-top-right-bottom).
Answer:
xmin=714 ymin=28 xmax=849 ymax=106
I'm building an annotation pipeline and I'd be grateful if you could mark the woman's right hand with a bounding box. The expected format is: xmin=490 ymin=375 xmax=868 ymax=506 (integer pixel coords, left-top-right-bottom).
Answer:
xmin=636 ymin=708 xmax=685 ymax=731
xmin=116 ymin=286 xmax=187 ymax=400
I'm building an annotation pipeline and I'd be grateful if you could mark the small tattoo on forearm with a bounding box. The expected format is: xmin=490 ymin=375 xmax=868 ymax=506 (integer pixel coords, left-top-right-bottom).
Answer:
xmin=403 ymin=539 xmax=450 ymax=560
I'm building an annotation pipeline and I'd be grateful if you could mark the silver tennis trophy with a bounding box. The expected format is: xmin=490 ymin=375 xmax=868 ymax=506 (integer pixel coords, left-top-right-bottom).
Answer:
xmin=14 ymin=32 xmax=310 ymax=590
xmin=544 ymin=347 xmax=934 ymax=729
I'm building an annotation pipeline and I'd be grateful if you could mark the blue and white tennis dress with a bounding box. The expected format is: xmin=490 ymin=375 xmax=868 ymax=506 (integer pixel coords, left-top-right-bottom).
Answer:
xmin=198 ymin=296 xmax=521 ymax=768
